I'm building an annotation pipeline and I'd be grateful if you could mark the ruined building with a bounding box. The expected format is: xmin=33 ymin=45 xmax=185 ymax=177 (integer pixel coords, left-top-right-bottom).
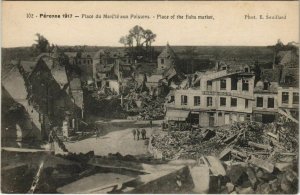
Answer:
xmin=2 ymin=66 xmax=42 ymax=147
xmin=2 ymin=49 xmax=85 ymax=142
xmin=165 ymin=42 xmax=299 ymax=126
xmin=253 ymin=81 xmax=279 ymax=123
xmin=257 ymin=43 xmax=299 ymax=123
xmin=92 ymin=49 xmax=134 ymax=92
xmin=165 ymin=62 xmax=255 ymax=126
xmin=157 ymin=43 xmax=177 ymax=71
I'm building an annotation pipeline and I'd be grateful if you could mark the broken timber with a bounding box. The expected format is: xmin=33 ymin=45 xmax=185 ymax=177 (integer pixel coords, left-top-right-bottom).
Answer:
xmin=248 ymin=141 xmax=272 ymax=151
xmin=223 ymin=134 xmax=238 ymax=144
xmin=231 ymin=152 xmax=247 ymax=161
xmin=247 ymin=155 xmax=274 ymax=173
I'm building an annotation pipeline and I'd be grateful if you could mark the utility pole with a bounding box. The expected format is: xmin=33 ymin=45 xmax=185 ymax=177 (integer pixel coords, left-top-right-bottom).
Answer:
xmin=71 ymin=97 xmax=76 ymax=131
xmin=81 ymin=102 xmax=84 ymax=119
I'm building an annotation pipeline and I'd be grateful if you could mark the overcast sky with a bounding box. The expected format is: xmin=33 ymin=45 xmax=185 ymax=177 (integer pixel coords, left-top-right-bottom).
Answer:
xmin=2 ymin=1 xmax=299 ymax=48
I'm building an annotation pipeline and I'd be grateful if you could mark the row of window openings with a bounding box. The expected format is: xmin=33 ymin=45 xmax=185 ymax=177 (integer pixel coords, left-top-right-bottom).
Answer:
xmin=181 ymin=95 xmax=202 ymax=106
xmin=255 ymin=94 xmax=299 ymax=108
xmin=208 ymin=79 xmax=249 ymax=91
xmin=181 ymin=95 xmax=241 ymax=107
xmin=180 ymin=93 xmax=299 ymax=107
xmin=256 ymin=97 xmax=274 ymax=108
xmin=282 ymin=92 xmax=299 ymax=104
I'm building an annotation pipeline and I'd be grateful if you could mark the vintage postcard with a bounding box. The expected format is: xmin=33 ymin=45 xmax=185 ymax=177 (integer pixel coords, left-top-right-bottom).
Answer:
xmin=1 ymin=1 xmax=299 ymax=193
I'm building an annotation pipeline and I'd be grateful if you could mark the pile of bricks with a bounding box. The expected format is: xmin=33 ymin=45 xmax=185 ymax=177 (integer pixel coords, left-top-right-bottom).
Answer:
xmin=219 ymin=160 xmax=298 ymax=194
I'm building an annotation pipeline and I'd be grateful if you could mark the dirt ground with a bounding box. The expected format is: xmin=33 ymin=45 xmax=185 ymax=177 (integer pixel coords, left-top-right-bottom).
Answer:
xmin=64 ymin=127 xmax=159 ymax=156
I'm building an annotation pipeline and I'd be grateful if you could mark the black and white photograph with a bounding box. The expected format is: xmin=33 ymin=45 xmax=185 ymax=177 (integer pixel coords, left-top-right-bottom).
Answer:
xmin=1 ymin=1 xmax=299 ymax=194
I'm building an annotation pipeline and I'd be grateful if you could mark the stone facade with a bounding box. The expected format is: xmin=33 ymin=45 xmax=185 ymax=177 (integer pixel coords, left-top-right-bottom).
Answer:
xmin=166 ymin=66 xmax=255 ymax=126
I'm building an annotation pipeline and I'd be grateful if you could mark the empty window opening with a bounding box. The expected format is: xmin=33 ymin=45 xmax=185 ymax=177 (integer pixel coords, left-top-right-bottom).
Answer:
xmin=242 ymin=79 xmax=249 ymax=91
xmin=220 ymin=97 xmax=226 ymax=107
xmin=263 ymin=82 xmax=269 ymax=90
xmin=256 ymin=97 xmax=263 ymax=107
xmin=282 ymin=92 xmax=289 ymax=104
xmin=181 ymin=95 xmax=188 ymax=105
xmin=220 ymin=79 xmax=226 ymax=90
xmin=170 ymin=96 xmax=175 ymax=102
xmin=231 ymin=98 xmax=237 ymax=107
xmin=246 ymin=114 xmax=251 ymax=121
xmin=207 ymin=97 xmax=213 ymax=107
xmin=231 ymin=76 xmax=238 ymax=90
xmin=194 ymin=96 xmax=201 ymax=106
xmin=207 ymin=80 xmax=212 ymax=91
xmin=293 ymin=92 xmax=299 ymax=104
xmin=245 ymin=99 xmax=249 ymax=108
xmin=268 ymin=98 xmax=274 ymax=108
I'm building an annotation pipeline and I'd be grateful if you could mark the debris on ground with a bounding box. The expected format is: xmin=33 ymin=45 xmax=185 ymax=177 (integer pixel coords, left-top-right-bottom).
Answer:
xmin=151 ymin=119 xmax=298 ymax=161
xmin=150 ymin=118 xmax=298 ymax=194
xmin=220 ymin=160 xmax=298 ymax=194
xmin=124 ymin=92 xmax=165 ymax=120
